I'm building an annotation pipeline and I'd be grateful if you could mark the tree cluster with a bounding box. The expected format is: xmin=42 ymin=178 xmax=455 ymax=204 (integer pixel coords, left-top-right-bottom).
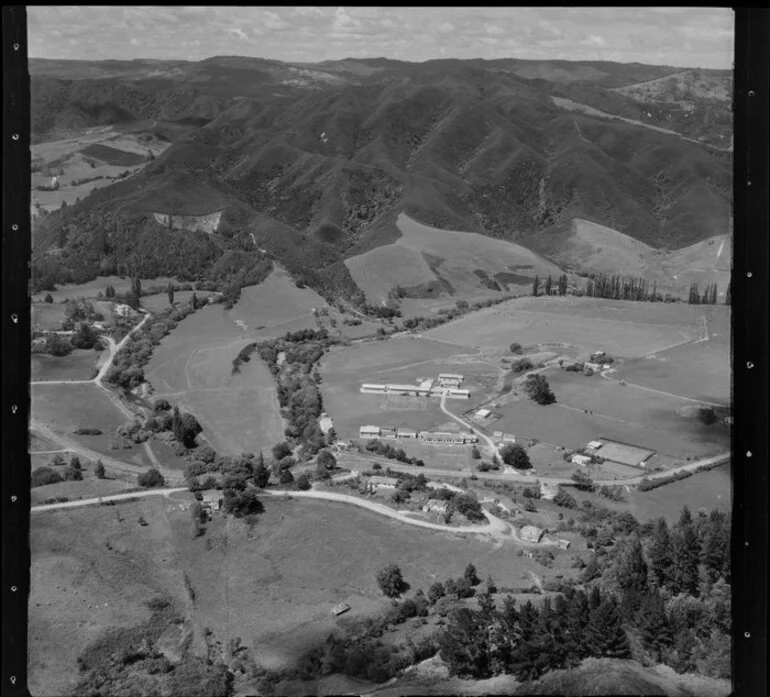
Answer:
xmin=586 ymin=273 xmax=664 ymax=302
xmin=524 ymin=374 xmax=556 ymax=405
xmin=688 ymin=282 xmax=719 ymax=305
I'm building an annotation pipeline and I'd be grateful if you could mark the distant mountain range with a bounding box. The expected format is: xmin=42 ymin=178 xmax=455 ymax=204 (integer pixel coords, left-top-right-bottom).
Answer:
xmin=30 ymin=56 xmax=733 ymax=301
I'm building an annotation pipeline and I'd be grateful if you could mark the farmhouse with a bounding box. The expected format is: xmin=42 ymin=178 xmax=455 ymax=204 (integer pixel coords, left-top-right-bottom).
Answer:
xmin=359 ymin=425 xmax=381 ymax=439
xmin=423 ymin=500 xmax=449 ymax=514
xmin=397 ymin=428 xmax=417 ymax=439
xmin=540 ymin=483 xmax=559 ymax=501
xmin=520 ymin=525 xmax=545 ymax=543
xmin=368 ymin=476 xmax=399 ymax=490
xmin=571 ymin=454 xmax=592 ymax=466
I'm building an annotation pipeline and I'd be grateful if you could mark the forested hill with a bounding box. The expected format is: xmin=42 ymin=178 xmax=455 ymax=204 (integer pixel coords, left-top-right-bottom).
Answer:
xmin=31 ymin=56 xmax=732 ymax=302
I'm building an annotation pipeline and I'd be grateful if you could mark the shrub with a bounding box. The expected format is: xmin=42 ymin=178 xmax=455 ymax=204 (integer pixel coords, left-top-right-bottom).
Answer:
xmin=137 ymin=468 xmax=165 ymax=488
xmin=509 ymin=342 xmax=522 ymax=354
xmin=500 ymin=443 xmax=531 ymax=469
xmin=279 ymin=469 xmax=294 ymax=485
xmin=31 ymin=466 xmax=64 ymax=487
xmin=553 ymin=488 xmax=578 ymax=509
xmin=153 ymin=398 xmax=171 ymax=413
xmin=524 ymin=374 xmax=556 ymax=404
xmin=296 ymin=473 xmax=311 ymax=490
xmin=69 ymin=455 xmax=82 ymax=470
xmin=376 ymin=563 xmax=405 ymax=598
xmin=95 ymin=461 xmax=106 ymax=478
xmin=272 ymin=441 xmax=292 ymax=460
xmin=64 ymin=465 xmax=83 ymax=481
xmin=511 ymin=358 xmax=533 ymax=374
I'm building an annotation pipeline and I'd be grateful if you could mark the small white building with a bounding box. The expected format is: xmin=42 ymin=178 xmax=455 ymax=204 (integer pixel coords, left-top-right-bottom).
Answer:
xmin=501 ymin=433 xmax=516 ymax=443
xmin=359 ymin=425 xmax=381 ymax=439
xmin=113 ymin=303 xmax=134 ymax=318
xmin=587 ymin=440 xmax=603 ymax=451
xmin=361 ymin=383 xmax=387 ymax=393
xmin=492 ymin=430 xmax=503 ymax=439
xmin=438 ymin=373 xmax=464 ymax=387
xmin=475 ymin=408 xmax=492 ymax=419
xmin=447 ymin=388 xmax=470 ymax=399
xmin=557 ymin=539 xmax=572 ymax=550
xmin=318 ymin=413 xmax=334 ymax=434
xmin=571 ymin=454 xmax=592 ymax=466
xmin=397 ymin=428 xmax=417 ymax=439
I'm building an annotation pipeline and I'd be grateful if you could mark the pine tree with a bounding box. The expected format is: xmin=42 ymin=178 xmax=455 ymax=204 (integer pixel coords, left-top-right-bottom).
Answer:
xmin=670 ymin=507 xmax=701 ymax=595
xmin=700 ymin=510 xmax=730 ymax=585
xmin=636 ymin=591 xmax=672 ymax=662
xmin=724 ymin=280 xmax=731 ymax=305
xmin=172 ymin=406 xmax=183 ymax=443
xmin=586 ymin=597 xmax=631 ymax=658
xmin=532 ymin=275 xmax=540 ymax=297
xmin=167 ymin=282 xmax=175 ymax=306
xmin=618 ymin=536 xmax=649 ymax=595
xmin=545 ymin=275 xmax=552 ymax=296
xmin=648 ymin=517 xmax=674 ymax=589
xmin=565 ymin=589 xmax=591 ymax=662
xmin=191 ymin=292 xmax=198 ymax=310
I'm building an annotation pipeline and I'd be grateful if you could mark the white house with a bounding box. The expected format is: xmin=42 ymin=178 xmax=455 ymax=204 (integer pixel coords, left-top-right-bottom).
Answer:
xmin=571 ymin=454 xmax=592 ymax=466
xmin=540 ymin=483 xmax=559 ymax=501
xmin=447 ymin=388 xmax=470 ymax=399
xmin=475 ymin=408 xmax=492 ymax=419
xmin=318 ymin=413 xmax=334 ymax=434
xmin=423 ymin=500 xmax=448 ymax=514
xmin=586 ymin=440 xmax=603 ymax=451
xmin=369 ymin=476 xmax=399 ymax=489
xmin=397 ymin=428 xmax=417 ymax=439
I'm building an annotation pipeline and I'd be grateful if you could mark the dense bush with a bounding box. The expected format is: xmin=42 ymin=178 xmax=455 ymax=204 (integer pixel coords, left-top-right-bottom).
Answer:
xmin=500 ymin=443 xmax=531 ymax=469
xmin=31 ymin=466 xmax=64 ymax=487
xmin=137 ymin=468 xmax=165 ymax=488
xmin=524 ymin=374 xmax=556 ymax=405
xmin=376 ymin=563 xmax=405 ymax=598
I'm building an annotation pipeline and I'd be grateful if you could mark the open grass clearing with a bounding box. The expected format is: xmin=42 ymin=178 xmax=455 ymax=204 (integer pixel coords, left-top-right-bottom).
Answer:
xmin=424 ymin=296 xmax=699 ymax=357
xmin=145 ymin=305 xmax=284 ymax=455
xmin=31 ymin=275 xmax=178 ymax=303
xmin=32 ymin=383 xmax=127 ymax=436
xmin=171 ymin=496 xmax=577 ymax=672
xmin=28 ymin=497 xmax=188 ymax=697
xmin=492 ymin=393 xmax=726 ymax=461
xmin=31 ymin=302 xmax=67 ymax=330
xmin=616 ymin=338 xmax=730 ymax=404
xmin=31 ymin=348 xmax=106 ymax=382
xmin=345 ymin=213 xmax=563 ymax=304
xmin=227 ymin=264 xmax=325 ymax=338
xmin=30 ymin=475 xmax=134 ymax=505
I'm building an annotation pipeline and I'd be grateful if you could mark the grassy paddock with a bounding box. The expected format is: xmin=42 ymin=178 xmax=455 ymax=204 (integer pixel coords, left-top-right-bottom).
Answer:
xmin=424 ymin=296 xmax=699 ymax=357
xmin=32 ymin=349 xmax=105 ymax=382
xmin=145 ymin=305 xmax=284 ymax=455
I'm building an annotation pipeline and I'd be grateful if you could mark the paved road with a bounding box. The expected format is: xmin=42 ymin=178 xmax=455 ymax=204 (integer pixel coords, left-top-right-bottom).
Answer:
xmin=262 ymin=488 xmax=512 ymax=536
xmin=340 ymin=450 xmax=730 ymax=488
xmin=440 ymin=392 xmax=501 ymax=461
xmin=599 ymin=367 xmax=727 ymax=408
xmin=31 ymin=487 xmax=189 ymax=513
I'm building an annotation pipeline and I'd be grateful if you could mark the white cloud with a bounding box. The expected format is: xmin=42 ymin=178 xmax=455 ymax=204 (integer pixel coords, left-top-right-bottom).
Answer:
xmin=484 ymin=23 xmax=505 ymax=36
xmin=438 ymin=21 xmax=455 ymax=34
xmin=263 ymin=11 xmax=289 ymax=31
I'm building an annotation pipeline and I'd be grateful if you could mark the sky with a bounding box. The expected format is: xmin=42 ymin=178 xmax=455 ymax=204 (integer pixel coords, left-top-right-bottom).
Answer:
xmin=28 ymin=6 xmax=734 ymax=70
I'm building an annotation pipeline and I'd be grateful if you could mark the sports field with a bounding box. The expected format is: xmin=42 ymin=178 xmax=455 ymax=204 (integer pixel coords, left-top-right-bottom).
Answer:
xmin=145 ymin=304 xmax=285 ymax=455
xmin=345 ymin=213 xmax=563 ymax=304
xmin=31 ymin=349 xmax=106 ymax=382
xmin=424 ymin=296 xmax=700 ymax=357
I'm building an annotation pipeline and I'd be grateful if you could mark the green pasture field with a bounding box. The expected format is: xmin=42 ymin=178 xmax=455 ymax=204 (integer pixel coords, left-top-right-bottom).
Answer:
xmin=30 ymin=475 xmax=133 ymax=505
xmin=491 ymin=393 xmax=726 ymax=461
xmin=627 ymin=463 xmax=731 ymax=524
xmin=170 ymin=496 xmax=577 ymax=672
xmin=31 ymin=348 xmax=105 ymax=382
xmin=139 ymin=290 xmax=197 ymax=313
xmin=145 ymin=305 xmax=284 ymax=455
xmin=31 ymin=275 xmax=178 ymax=303
xmin=32 ymin=383 xmax=127 ymax=436
xmin=424 ymin=296 xmax=698 ymax=357
xmin=544 ymin=369 xmax=729 ymax=455
xmin=228 ymin=265 xmax=324 ymax=338
xmin=615 ymin=337 xmax=731 ymax=404
xmin=148 ymin=440 xmax=190 ymax=471
xmin=31 ymin=302 xmax=67 ymax=329
xmin=28 ymin=497 xmax=188 ymax=696
xmin=29 ymin=431 xmax=67 ymax=453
